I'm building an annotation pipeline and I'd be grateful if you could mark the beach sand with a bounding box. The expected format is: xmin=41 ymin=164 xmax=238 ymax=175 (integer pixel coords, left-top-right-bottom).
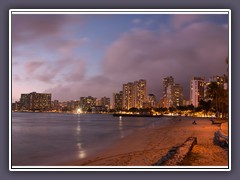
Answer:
xmin=63 ymin=117 xmax=228 ymax=166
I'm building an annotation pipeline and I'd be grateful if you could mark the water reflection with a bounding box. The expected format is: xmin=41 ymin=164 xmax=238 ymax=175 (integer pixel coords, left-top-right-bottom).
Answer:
xmin=12 ymin=113 xmax=167 ymax=165
xmin=76 ymin=120 xmax=81 ymax=134
xmin=75 ymin=115 xmax=87 ymax=159
xmin=118 ymin=117 xmax=124 ymax=138
xmin=77 ymin=142 xmax=86 ymax=159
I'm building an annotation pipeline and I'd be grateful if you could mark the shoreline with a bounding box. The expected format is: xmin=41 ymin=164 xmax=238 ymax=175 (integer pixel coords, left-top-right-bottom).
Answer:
xmin=61 ymin=116 xmax=228 ymax=166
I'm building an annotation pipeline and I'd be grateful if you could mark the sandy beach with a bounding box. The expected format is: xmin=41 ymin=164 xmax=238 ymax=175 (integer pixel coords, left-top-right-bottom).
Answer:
xmin=63 ymin=116 xmax=228 ymax=166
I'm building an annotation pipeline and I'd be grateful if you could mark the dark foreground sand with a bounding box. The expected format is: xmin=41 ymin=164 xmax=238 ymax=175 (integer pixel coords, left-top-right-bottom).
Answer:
xmin=63 ymin=117 xmax=228 ymax=166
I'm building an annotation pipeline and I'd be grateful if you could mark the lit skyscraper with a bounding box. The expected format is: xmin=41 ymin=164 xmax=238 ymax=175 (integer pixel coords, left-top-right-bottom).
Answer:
xmin=80 ymin=96 xmax=97 ymax=111
xmin=20 ymin=92 xmax=51 ymax=111
xmin=161 ymin=77 xmax=183 ymax=108
xmin=122 ymin=79 xmax=147 ymax=110
xmin=100 ymin=96 xmax=111 ymax=110
xmin=122 ymin=82 xmax=134 ymax=110
xmin=161 ymin=76 xmax=174 ymax=107
xmin=209 ymin=75 xmax=225 ymax=88
xmin=173 ymin=84 xmax=183 ymax=107
xmin=163 ymin=76 xmax=174 ymax=99
xmin=190 ymin=77 xmax=205 ymax=107
xmin=133 ymin=79 xmax=147 ymax=109
xmin=113 ymin=91 xmax=123 ymax=110
xmin=147 ymin=94 xmax=158 ymax=108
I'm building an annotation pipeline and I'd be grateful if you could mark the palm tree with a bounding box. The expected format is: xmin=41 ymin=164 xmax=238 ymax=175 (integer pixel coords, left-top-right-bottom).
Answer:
xmin=206 ymin=82 xmax=228 ymax=119
xmin=218 ymin=87 xmax=228 ymax=119
xmin=199 ymin=99 xmax=212 ymax=116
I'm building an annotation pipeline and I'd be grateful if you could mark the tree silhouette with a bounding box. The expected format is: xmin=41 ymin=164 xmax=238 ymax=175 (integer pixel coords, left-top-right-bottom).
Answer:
xmin=206 ymin=82 xmax=228 ymax=118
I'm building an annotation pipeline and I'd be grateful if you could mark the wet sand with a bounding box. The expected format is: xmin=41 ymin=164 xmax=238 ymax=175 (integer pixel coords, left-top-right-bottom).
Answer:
xmin=63 ymin=117 xmax=228 ymax=166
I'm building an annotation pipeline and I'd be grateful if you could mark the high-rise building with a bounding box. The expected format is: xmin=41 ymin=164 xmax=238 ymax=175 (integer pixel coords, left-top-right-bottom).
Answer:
xmin=20 ymin=92 xmax=51 ymax=111
xmin=67 ymin=100 xmax=80 ymax=110
xmin=52 ymin=100 xmax=61 ymax=111
xmin=173 ymin=84 xmax=183 ymax=107
xmin=133 ymin=79 xmax=147 ymax=109
xmin=204 ymin=75 xmax=228 ymax=99
xmin=95 ymin=99 xmax=102 ymax=106
xmin=190 ymin=77 xmax=204 ymax=107
xmin=122 ymin=79 xmax=147 ymax=110
xmin=161 ymin=77 xmax=183 ymax=108
xmin=122 ymin=82 xmax=134 ymax=110
xmin=163 ymin=76 xmax=174 ymax=99
xmin=113 ymin=91 xmax=123 ymax=110
xmin=100 ymin=96 xmax=110 ymax=110
xmin=147 ymin=94 xmax=158 ymax=108
xmin=166 ymin=85 xmax=174 ymax=108
xmin=12 ymin=101 xmax=20 ymax=111
xmin=161 ymin=76 xmax=174 ymax=107
xmin=209 ymin=75 xmax=225 ymax=87
xmin=80 ymin=96 xmax=97 ymax=111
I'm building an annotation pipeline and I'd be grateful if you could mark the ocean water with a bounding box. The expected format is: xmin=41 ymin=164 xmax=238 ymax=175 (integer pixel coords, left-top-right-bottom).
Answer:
xmin=11 ymin=112 xmax=168 ymax=166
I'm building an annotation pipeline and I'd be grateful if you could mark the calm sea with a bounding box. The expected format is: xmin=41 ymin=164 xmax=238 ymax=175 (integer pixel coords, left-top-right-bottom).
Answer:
xmin=12 ymin=112 xmax=169 ymax=166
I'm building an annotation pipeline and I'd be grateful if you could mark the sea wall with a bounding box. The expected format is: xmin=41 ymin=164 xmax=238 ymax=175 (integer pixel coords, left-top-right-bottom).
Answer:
xmin=154 ymin=137 xmax=197 ymax=166
xmin=213 ymin=130 xmax=228 ymax=148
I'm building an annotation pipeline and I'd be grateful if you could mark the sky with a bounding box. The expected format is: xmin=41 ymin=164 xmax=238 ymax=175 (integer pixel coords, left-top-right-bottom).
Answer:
xmin=12 ymin=12 xmax=229 ymax=103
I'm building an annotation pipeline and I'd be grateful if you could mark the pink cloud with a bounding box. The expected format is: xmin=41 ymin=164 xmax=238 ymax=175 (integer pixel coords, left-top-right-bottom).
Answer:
xmin=22 ymin=58 xmax=86 ymax=84
xmin=12 ymin=14 xmax=85 ymax=45
xmin=171 ymin=14 xmax=205 ymax=29
xmin=24 ymin=60 xmax=45 ymax=74
xmin=45 ymin=37 xmax=89 ymax=57
xmin=13 ymin=75 xmax=21 ymax=81
xmin=102 ymin=21 xmax=228 ymax=99
xmin=132 ymin=18 xmax=141 ymax=24
xmin=64 ymin=60 xmax=85 ymax=82
xmin=43 ymin=75 xmax=116 ymax=101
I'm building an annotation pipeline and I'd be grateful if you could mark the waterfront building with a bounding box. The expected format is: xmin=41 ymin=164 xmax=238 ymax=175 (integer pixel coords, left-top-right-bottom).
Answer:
xmin=183 ymin=99 xmax=190 ymax=106
xmin=20 ymin=92 xmax=51 ymax=111
xmin=160 ymin=97 xmax=167 ymax=108
xmin=173 ymin=84 xmax=183 ymax=107
xmin=190 ymin=77 xmax=205 ymax=107
xmin=12 ymin=101 xmax=20 ymax=111
xmin=122 ymin=79 xmax=147 ymax=110
xmin=95 ymin=99 xmax=102 ymax=106
xmin=143 ymin=94 xmax=158 ymax=108
xmin=204 ymin=75 xmax=228 ymax=100
xmin=66 ymin=100 xmax=80 ymax=111
xmin=161 ymin=76 xmax=174 ymax=108
xmin=80 ymin=96 xmax=97 ymax=111
xmin=166 ymin=85 xmax=174 ymax=108
xmin=92 ymin=105 xmax=107 ymax=113
xmin=161 ymin=76 xmax=183 ymax=108
xmin=52 ymin=100 xmax=61 ymax=111
xmin=100 ymin=96 xmax=111 ymax=110
xmin=148 ymin=94 xmax=158 ymax=108
xmin=113 ymin=91 xmax=123 ymax=110
xmin=122 ymin=82 xmax=134 ymax=110
xmin=133 ymin=79 xmax=147 ymax=109
xmin=163 ymin=76 xmax=174 ymax=99
xmin=209 ymin=75 xmax=225 ymax=87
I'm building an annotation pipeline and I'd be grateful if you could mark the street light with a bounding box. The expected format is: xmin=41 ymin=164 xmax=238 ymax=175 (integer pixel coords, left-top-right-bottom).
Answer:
xmin=77 ymin=108 xmax=82 ymax=114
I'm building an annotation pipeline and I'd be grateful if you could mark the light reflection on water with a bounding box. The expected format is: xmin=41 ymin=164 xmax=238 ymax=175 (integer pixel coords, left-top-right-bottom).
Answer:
xmin=76 ymin=118 xmax=86 ymax=159
xmin=12 ymin=112 xmax=166 ymax=165
xmin=77 ymin=142 xmax=86 ymax=159
xmin=118 ymin=118 xmax=124 ymax=139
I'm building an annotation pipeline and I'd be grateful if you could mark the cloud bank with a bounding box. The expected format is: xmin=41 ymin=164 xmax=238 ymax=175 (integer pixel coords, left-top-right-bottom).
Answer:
xmin=101 ymin=21 xmax=228 ymax=100
xmin=12 ymin=14 xmax=228 ymax=102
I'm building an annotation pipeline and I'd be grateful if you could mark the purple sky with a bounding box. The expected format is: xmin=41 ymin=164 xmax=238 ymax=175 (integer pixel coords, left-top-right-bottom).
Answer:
xmin=12 ymin=13 xmax=229 ymax=102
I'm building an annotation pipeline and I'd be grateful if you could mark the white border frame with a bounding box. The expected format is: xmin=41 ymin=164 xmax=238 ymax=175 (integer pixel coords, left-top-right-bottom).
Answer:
xmin=9 ymin=9 xmax=231 ymax=171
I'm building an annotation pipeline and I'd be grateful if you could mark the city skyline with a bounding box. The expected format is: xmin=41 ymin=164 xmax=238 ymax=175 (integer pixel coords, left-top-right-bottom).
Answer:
xmin=12 ymin=75 xmax=228 ymax=110
xmin=12 ymin=13 xmax=229 ymax=102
